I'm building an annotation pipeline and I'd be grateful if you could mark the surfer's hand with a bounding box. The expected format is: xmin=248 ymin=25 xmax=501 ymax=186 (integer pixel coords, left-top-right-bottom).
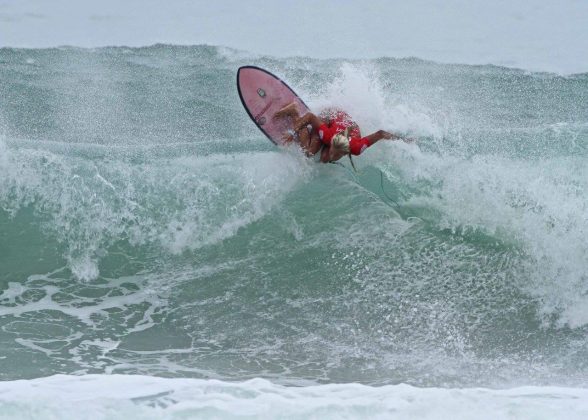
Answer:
xmin=282 ymin=133 xmax=295 ymax=143
xmin=377 ymin=130 xmax=394 ymax=140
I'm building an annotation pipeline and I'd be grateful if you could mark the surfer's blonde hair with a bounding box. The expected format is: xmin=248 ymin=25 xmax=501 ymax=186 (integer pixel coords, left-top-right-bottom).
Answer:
xmin=331 ymin=128 xmax=359 ymax=172
xmin=331 ymin=133 xmax=350 ymax=154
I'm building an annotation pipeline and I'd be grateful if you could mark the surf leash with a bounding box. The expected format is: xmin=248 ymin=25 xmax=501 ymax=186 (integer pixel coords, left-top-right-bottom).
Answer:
xmin=332 ymin=161 xmax=406 ymax=217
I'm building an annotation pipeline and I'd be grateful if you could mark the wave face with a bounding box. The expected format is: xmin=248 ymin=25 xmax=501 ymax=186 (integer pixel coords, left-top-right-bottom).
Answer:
xmin=1 ymin=45 xmax=588 ymax=392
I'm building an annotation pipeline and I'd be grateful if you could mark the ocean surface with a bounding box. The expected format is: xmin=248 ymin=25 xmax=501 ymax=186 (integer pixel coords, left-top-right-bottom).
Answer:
xmin=1 ymin=44 xmax=588 ymax=418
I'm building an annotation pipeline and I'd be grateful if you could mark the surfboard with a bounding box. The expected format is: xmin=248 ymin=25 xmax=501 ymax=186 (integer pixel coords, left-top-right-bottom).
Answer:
xmin=237 ymin=66 xmax=309 ymax=145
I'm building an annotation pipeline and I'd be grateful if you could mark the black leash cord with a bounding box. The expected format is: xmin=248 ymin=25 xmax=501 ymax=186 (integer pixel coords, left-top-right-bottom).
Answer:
xmin=332 ymin=161 xmax=404 ymax=215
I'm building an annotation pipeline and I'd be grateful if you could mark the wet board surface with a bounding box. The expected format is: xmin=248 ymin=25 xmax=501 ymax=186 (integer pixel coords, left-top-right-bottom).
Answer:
xmin=237 ymin=66 xmax=309 ymax=145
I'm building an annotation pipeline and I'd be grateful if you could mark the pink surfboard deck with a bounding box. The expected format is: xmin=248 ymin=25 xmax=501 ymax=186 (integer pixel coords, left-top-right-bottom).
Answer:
xmin=237 ymin=66 xmax=309 ymax=145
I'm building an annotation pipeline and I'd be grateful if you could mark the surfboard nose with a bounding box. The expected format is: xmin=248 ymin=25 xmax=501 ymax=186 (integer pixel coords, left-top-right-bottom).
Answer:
xmin=236 ymin=66 xmax=309 ymax=145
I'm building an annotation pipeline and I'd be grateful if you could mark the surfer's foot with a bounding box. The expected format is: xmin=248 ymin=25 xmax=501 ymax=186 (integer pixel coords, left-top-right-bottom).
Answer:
xmin=273 ymin=102 xmax=299 ymax=120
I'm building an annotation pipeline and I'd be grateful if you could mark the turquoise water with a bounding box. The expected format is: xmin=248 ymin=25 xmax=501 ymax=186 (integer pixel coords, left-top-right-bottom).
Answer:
xmin=1 ymin=45 xmax=588 ymax=393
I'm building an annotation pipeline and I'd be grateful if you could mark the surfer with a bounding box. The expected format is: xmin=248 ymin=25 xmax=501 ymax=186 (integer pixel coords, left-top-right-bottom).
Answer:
xmin=273 ymin=103 xmax=409 ymax=164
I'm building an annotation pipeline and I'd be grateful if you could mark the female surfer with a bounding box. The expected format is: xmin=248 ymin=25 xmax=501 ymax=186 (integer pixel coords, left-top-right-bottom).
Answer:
xmin=273 ymin=103 xmax=410 ymax=164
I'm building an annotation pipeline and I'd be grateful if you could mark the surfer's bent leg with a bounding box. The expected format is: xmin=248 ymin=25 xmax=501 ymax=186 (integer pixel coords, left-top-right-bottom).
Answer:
xmin=298 ymin=126 xmax=311 ymax=150
xmin=306 ymin=130 xmax=322 ymax=156
xmin=292 ymin=112 xmax=323 ymax=156
xmin=273 ymin=102 xmax=300 ymax=120
xmin=294 ymin=112 xmax=322 ymax=132
xmin=276 ymin=107 xmax=323 ymax=156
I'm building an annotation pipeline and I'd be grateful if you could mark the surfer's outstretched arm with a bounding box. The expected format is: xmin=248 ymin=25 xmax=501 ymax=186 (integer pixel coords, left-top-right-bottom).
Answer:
xmin=363 ymin=130 xmax=412 ymax=144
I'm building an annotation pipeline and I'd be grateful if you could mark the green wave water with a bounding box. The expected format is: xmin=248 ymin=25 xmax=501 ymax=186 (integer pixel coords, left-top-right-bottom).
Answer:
xmin=1 ymin=45 xmax=588 ymax=388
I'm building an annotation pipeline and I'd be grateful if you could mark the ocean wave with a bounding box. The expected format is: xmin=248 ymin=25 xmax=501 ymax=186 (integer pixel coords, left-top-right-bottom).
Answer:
xmin=1 ymin=45 xmax=588 ymax=388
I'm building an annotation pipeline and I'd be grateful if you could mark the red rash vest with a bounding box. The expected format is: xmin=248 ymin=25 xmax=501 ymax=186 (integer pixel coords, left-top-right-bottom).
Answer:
xmin=317 ymin=110 xmax=372 ymax=155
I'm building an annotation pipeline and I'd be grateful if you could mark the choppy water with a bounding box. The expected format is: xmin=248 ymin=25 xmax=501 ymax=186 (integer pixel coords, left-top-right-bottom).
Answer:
xmin=1 ymin=44 xmax=588 ymax=417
